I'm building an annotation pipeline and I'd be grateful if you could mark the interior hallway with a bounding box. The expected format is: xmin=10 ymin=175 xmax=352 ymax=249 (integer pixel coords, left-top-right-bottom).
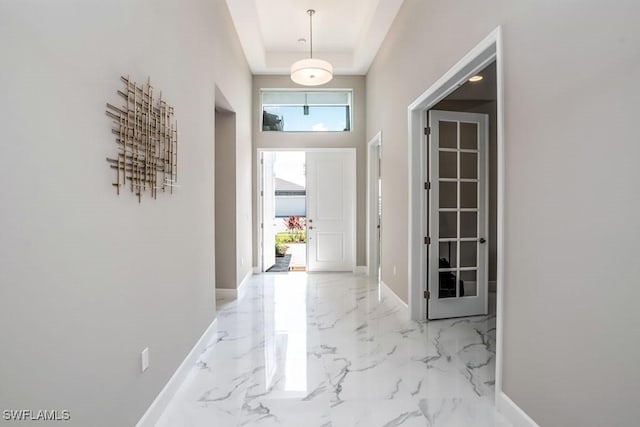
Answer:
xmin=157 ymin=273 xmax=509 ymax=426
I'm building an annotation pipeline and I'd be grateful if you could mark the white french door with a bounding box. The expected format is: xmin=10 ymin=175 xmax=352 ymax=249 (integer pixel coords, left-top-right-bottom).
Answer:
xmin=306 ymin=150 xmax=355 ymax=272
xmin=261 ymin=152 xmax=276 ymax=271
xmin=428 ymin=110 xmax=489 ymax=319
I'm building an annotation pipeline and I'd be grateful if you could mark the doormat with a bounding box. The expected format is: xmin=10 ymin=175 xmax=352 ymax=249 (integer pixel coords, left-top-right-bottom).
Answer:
xmin=267 ymin=254 xmax=291 ymax=272
xmin=289 ymin=266 xmax=306 ymax=272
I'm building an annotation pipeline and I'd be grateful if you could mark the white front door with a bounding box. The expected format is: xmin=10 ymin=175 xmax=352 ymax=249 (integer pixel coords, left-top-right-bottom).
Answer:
xmin=306 ymin=150 xmax=355 ymax=272
xmin=428 ymin=110 xmax=489 ymax=319
xmin=262 ymin=152 xmax=276 ymax=271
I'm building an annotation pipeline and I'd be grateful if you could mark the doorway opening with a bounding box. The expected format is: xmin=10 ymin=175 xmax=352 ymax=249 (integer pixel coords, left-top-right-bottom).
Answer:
xmin=264 ymin=151 xmax=307 ymax=272
xmin=407 ymin=26 xmax=505 ymax=401
xmin=367 ymin=132 xmax=382 ymax=278
xmin=258 ymin=148 xmax=356 ymax=274
xmin=427 ymin=61 xmax=497 ymax=319
xmin=214 ymin=86 xmax=238 ymax=307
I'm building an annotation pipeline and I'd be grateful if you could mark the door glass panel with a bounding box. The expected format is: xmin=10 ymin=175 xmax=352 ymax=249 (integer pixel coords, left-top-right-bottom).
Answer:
xmin=439 ymin=212 xmax=457 ymax=238
xmin=460 ymin=182 xmax=477 ymax=208
xmin=460 ymin=241 xmax=477 ymax=267
xmin=460 ymin=152 xmax=477 ymax=179
xmin=460 ymin=212 xmax=477 ymax=238
xmin=439 ymin=121 xmax=457 ymax=149
xmin=439 ymin=151 xmax=457 ymax=179
xmin=460 ymin=122 xmax=478 ymax=150
xmin=439 ymin=242 xmax=457 ymax=268
xmin=431 ymin=114 xmax=488 ymax=317
xmin=439 ymin=270 xmax=457 ymax=299
xmin=439 ymin=181 xmax=457 ymax=209
xmin=460 ymin=270 xmax=478 ymax=297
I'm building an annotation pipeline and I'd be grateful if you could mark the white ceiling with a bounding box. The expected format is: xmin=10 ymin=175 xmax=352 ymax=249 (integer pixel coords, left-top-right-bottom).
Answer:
xmin=225 ymin=0 xmax=405 ymax=75
xmin=446 ymin=62 xmax=497 ymax=101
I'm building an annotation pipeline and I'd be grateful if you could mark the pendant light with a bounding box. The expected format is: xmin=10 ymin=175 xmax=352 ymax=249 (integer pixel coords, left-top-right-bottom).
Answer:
xmin=290 ymin=9 xmax=333 ymax=86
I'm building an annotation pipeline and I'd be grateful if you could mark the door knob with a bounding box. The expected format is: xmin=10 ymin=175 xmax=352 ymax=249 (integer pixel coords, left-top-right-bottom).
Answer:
xmin=309 ymin=226 xmax=314 ymax=230
xmin=479 ymin=237 xmax=486 ymax=244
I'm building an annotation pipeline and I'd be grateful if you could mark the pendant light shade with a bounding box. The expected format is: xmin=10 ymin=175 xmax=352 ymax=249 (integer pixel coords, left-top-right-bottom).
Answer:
xmin=291 ymin=10 xmax=333 ymax=86
xmin=291 ymin=58 xmax=333 ymax=86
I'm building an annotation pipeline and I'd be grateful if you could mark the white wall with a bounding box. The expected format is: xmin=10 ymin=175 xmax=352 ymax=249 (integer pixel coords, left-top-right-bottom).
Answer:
xmin=275 ymin=196 xmax=306 ymax=218
xmin=215 ymin=110 xmax=238 ymax=289
xmin=0 ymin=0 xmax=251 ymax=425
xmin=367 ymin=0 xmax=640 ymax=425
xmin=252 ymin=75 xmax=367 ymax=267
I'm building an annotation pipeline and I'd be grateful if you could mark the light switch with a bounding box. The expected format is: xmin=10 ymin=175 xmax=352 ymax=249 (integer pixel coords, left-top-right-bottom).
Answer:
xmin=141 ymin=347 xmax=150 ymax=372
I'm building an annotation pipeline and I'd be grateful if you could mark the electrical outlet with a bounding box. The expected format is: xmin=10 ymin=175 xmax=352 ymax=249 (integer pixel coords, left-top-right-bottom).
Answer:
xmin=141 ymin=347 xmax=150 ymax=372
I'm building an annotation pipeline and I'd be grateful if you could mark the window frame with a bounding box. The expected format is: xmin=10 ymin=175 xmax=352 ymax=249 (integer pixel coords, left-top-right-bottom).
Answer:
xmin=260 ymin=88 xmax=354 ymax=133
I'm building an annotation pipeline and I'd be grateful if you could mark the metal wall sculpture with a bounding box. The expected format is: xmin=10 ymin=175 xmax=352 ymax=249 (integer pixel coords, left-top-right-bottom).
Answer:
xmin=106 ymin=76 xmax=178 ymax=202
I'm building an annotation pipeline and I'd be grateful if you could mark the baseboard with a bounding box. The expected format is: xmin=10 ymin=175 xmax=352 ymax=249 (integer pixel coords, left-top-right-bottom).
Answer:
xmin=215 ymin=270 xmax=253 ymax=300
xmin=496 ymin=392 xmax=539 ymax=427
xmin=353 ymin=265 xmax=367 ymax=275
xmin=136 ymin=317 xmax=219 ymax=427
xmin=253 ymin=266 xmax=261 ymax=274
xmin=215 ymin=288 xmax=236 ymax=298
xmin=237 ymin=269 xmax=252 ymax=300
xmin=380 ymin=280 xmax=409 ymax=317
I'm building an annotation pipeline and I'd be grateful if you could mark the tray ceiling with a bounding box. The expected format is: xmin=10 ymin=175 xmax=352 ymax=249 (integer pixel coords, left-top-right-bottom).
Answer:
xmin=226 ymin=0 xmax=405 ymax=75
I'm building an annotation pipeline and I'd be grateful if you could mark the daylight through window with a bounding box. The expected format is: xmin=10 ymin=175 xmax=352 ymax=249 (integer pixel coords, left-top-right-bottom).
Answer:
xmin=261 ymin=90 xmax=352 ymax=132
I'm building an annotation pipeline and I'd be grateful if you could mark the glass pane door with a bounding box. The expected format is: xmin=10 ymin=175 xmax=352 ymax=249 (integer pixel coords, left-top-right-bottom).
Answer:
xmin=428 ymin=110 xmax=488 ymax=319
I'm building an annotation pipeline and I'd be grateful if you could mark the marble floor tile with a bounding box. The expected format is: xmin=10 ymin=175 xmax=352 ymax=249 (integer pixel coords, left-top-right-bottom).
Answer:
xmin=156 ymin=273 xmax=510 ymax=427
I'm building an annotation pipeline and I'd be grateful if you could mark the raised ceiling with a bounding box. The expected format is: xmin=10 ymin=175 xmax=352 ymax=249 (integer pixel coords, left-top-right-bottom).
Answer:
xmin=225 ymin=0 xmax=405 ymax=75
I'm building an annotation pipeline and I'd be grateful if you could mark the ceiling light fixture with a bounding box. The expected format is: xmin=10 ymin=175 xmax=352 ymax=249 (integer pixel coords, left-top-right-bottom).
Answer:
xmin=468 ymin=75 xmax=484 ymax=82
xmin=290 ymin=9 xmax=333 ymax=86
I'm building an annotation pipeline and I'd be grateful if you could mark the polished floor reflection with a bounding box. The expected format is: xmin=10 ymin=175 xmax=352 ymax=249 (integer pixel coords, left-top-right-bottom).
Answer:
xmin=157 ymin=273 xmax=510 ymax=426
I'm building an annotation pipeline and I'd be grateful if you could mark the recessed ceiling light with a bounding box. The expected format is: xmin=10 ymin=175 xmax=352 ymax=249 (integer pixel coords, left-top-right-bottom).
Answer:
xmin=468 ymin=75 xmax=483 ymax=82
xmin=298 ymin=38 xmax=306 ymax=44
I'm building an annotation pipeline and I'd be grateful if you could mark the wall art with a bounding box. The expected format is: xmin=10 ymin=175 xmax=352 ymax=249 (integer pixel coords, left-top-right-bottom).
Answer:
xmin=106 ymin=76 xmax=177 ymax=202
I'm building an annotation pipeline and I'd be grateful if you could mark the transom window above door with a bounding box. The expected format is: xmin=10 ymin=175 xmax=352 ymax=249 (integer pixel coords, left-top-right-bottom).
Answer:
xmin=261 ymin=90 xmax=352 ymax=132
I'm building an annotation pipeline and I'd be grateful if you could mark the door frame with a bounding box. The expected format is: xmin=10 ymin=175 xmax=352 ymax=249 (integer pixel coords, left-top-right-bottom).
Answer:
xmin=406 ymin=26 xmax=505 ymax=400
xmin=367 ymin=132 xmax=382 ymax=277
xmin=256 ymin=147 xmax=357 ymax=273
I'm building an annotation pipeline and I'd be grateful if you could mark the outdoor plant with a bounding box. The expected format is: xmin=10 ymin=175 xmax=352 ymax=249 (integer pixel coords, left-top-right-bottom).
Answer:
xmin=276 ymin=231 xmax=305 ymax=244
xmin=275 ymin=241 xmax=288 ymax=257
xmin=284 ymin=215 xmax=306 ymax=243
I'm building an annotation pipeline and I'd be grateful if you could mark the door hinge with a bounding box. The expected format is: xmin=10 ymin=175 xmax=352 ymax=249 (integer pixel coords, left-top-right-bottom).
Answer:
xmin=424 ymin=236 xmax=431 ymax=244
xmin=261 ymin=158 xmax=264 ymax=165
xmin=424 ymin=127 xmax=431 ymax=135
xmin=424 ymin=181 xmax=431 ymax=190
xmin=424 ymin=290 xmax=430 ymax=299
xmin=260 ymin=190 xmax=264 ymax=196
